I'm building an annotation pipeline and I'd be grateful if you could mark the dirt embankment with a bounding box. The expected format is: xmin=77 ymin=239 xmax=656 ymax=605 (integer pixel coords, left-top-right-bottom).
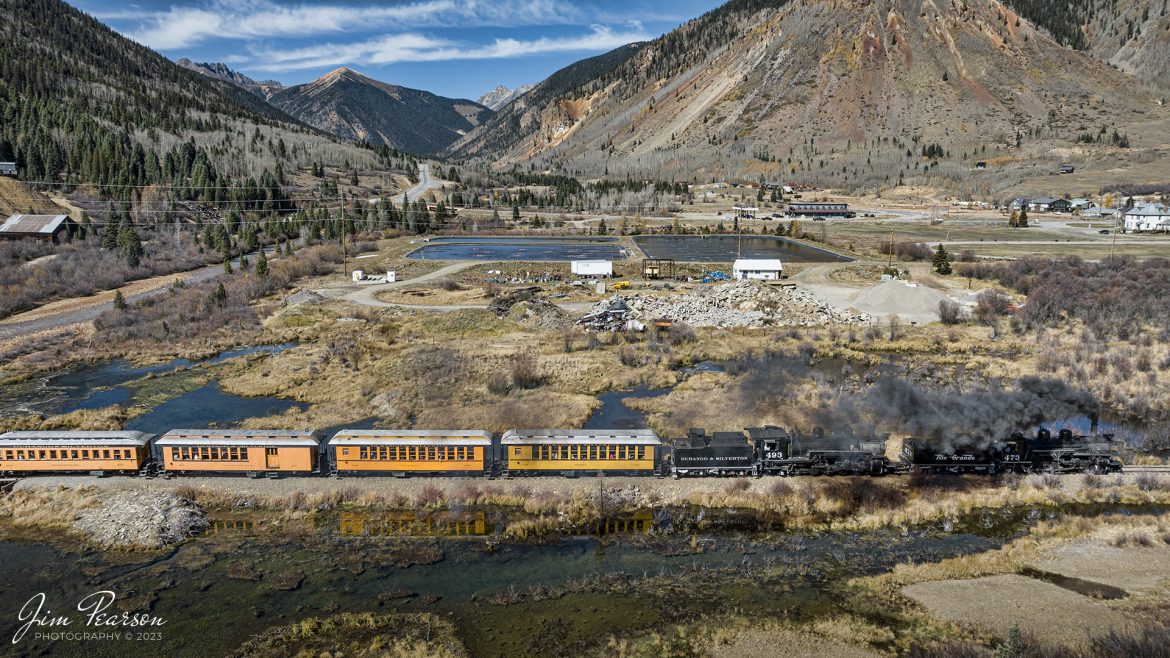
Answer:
xmin=0 ymin=177 xmax=66 ymax=216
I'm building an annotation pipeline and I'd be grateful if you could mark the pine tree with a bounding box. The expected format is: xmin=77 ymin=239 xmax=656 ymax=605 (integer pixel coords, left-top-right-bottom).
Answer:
xmin=512 ymin=205 xmax=521 ymax=222
xmin=208 ymin=282 xmax=228 ymax=309
xmin=120 ymin=225 xmax=144 ymax=268
xmin=255 ymin=248 xmax=269 ymax=278
xmin=932 ymin=244 xmax=952 ymax=275
xmin=112 ymin=290 xmax=127 ymax=310
xmin=1017 ymin=209 xmax=1028 ymax=228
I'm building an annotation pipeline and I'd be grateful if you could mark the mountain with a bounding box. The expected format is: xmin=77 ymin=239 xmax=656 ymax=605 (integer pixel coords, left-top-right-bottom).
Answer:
xmin=447 ymin=42 xmax=646 ymax=160
xmin=176 ymin=58 xmax=285 ymax=99
xmin=477 ymin=84 xmax=534 ymax=111
xmin=0 ymin=0 xmax=390 ymax=195
xmin=448 ymin=0 xmax=1169 ymax=189
xmin=1008 ymin=0 xmax=1170 ymax=92
xmin=269 ymin=68 xmax=494 ymax=155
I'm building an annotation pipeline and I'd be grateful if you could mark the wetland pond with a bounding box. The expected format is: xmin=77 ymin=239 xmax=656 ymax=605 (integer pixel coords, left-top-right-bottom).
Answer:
xmin=3 ymin=503 xmax=1161 ymax=657
xmin=0 ymin=344 xmax=303 ymax=429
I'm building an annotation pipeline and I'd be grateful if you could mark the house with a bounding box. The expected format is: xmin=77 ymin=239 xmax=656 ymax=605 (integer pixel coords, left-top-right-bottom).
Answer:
xmin=1123 ymin=205 xmax=1170 ymax=232
xmin=571 ymin=260 xmax=612 ymax=278
xmin=1029 ymin=197 xmax=1058 ymax=212
xmin=1048 ymin=199 xmax=1072 ymax=213
xmin=0 ymin=162 xmax=16 ymax=177
xmin=1008 ymin=198 xmax=1028 ymax=212
xmin=0 ymin=214 xmax=79 ymax=242
xmin=1082 ymin=207 xmax=1120 ymax=220
xmin=786 ymin=202 xmax=854 ymax=218
xmin=733 ymin=259 xmax=783 ymax=281
xmin=733 ymin=205 xmax=758 ymax=219
xmin=1068 ymin=198 xmax=1093 ymax=211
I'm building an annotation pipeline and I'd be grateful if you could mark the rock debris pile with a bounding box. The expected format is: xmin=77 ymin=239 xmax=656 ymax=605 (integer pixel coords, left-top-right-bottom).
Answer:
xmin=73 ymin=490 xmax=208 ymax=549
xmin=580 ymin=280 xmax=868 ymax=329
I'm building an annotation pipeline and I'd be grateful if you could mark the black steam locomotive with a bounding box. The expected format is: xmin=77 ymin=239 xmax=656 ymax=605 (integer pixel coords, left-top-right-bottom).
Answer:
xmin=901 ymin=428 xmax=1124 ymax=475
xmin=668 ymin=426 xmax=898 ymax=477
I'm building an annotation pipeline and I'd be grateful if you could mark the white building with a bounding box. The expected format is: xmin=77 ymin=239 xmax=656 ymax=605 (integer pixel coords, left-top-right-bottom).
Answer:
xmin=571 ymin=260 xmax=613 ymax=278
xmin=1123 ymin=205 xmax=1170 ymax=233
xmin=733 ymin=259 xmax=783 ymax=281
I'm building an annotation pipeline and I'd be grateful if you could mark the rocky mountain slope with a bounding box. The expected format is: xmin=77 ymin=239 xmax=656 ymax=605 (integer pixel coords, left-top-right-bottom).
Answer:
xmin=449 ymin=0 xmax=1169 ymax=191
xmin=269 ymin=68 xmax=493 ymax=155
xmin=1009 ymin=0 xmax=1170 ymax=91
xmin=176 ymin=58 xmax=285 ymax=99
xmin=477 ymin=84 xmax=535 ymax=111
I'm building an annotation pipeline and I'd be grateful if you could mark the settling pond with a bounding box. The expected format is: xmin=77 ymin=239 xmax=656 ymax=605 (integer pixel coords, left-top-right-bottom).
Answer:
xmin=408 ymin=237 xmax=629 ymax=262
xmin=635 ymin=235 xmax=851 ymax=263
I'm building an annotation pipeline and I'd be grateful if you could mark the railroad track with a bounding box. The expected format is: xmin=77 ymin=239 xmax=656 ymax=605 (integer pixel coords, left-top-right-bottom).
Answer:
xmin=1122 ymin=465 xmax=1170 ymax=473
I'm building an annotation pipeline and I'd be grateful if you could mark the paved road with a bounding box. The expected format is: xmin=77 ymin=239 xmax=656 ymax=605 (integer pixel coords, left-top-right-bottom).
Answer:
xmin=0 ymin=262 xmax=226 ymax=340
xmin=404 ymin=164 xmax=442 ymax=202
xmin=0 ymin=248 xmax=276 ymax=341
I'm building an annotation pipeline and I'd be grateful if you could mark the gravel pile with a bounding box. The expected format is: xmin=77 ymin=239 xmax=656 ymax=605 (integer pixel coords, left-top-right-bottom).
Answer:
xmin=583 ymin=280 xmax=869 ymax=328
xmin=850 ymin=280 xmax=950 ymax=320
xmin=73 ymin=490 xmax=208 ymax=549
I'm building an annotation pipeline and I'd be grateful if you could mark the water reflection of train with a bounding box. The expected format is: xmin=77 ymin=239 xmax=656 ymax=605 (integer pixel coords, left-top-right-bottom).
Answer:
xmin=338 ymin=510 xmax=490 ymax=537
xmin=0 ymin=425 xmax=1125 ymax=478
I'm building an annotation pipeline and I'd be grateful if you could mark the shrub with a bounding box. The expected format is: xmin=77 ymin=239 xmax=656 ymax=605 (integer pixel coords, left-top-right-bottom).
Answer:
xmin=439 ymin=278 xmax=463 ymax=292
xmin=975 ymin=289 xmax=1010 ymax=325
xmin=666 ymin=322 xmax=697 ymax=345
xmin=509 ymin=352 xmax=542 ymax=389
xmin=938 ymin=299 xmax=962 ymax=324
xmin=486 ymin=371 xmax=512 ymax=396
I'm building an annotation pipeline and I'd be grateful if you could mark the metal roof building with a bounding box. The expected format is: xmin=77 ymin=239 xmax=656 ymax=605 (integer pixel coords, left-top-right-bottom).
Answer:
xmin=0 ymin=214 xmax=79 ymax=242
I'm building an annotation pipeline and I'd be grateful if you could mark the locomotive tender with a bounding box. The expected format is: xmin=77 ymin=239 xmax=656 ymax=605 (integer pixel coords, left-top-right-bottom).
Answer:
xmin=0 ymin=425 xmax=1125 ymax=478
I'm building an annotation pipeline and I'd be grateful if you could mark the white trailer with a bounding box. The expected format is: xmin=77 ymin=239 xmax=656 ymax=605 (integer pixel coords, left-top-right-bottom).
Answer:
xmin=571 ymin=260 xmax=613 ymax=278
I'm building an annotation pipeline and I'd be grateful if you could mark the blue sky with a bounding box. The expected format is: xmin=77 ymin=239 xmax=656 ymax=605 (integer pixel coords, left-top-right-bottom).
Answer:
xmin=76 ymin=0 xmax=725 ymax=100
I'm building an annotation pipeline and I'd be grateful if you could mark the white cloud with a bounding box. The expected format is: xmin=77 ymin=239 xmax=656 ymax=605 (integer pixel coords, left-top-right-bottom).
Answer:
xmin=126 ymin=0 xmax=586 ymax=49
xmin=247 ymin=23 xmax=650 ymax=72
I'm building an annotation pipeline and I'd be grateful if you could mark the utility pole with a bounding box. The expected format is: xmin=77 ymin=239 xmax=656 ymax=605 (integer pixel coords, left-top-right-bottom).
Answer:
xmin=340 ymin=210 xmax=347 ymax=277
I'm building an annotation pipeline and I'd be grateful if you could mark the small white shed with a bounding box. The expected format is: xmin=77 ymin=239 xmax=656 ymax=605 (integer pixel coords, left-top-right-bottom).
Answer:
xmin=733 ymin=259 xmax=783 ymax=281
xmin=571 ymin=260 xmax=613 ymax=278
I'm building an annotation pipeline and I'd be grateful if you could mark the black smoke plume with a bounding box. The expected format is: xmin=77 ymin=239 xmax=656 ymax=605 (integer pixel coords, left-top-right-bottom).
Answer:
xmin=859 ymin=376 xmax=1099 ymax=449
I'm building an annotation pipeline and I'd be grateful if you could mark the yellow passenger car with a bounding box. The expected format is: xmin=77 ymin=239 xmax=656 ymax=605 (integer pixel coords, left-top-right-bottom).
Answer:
xmin=502 ymin=429 xmax=662 ymax=475
xmin=330 ymin=429 xmax=492 ymax=475
xmin=0 ymin=431 xmax=152 ymax=475
xmin=156 ymin=429 xmax=319 ymax=475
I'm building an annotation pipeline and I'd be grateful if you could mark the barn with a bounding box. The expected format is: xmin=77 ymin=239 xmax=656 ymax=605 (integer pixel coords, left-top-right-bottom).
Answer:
xmin=0 ymin=214 xmax=79 ymax=242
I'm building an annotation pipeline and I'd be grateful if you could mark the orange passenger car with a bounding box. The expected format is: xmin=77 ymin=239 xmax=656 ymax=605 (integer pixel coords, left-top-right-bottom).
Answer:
xmin=329 ymin=430 xmax=492 ymax=475
xmin=156 ymin=429 xmax=319 ymax=475
xmin=0 ymin=431 xmax=153 ymax=475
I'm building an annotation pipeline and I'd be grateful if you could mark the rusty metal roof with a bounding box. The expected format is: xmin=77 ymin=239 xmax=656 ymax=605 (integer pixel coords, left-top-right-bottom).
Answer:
xmin=0 ymin=214 xmax=70 ymax=235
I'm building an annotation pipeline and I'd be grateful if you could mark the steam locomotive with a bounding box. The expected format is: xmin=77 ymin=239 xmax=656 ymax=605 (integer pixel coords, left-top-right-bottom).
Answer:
xmin=669 ymin=426 xmax=898 ymax=477
xmin=901 ymin=428 xmax=1124 ymax=475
